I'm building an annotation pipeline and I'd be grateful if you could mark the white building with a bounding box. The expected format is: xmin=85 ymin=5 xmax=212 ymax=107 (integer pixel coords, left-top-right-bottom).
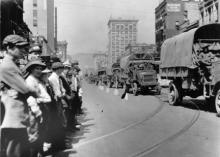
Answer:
xmin=107 ymin=18 xmax=138 ymax=66
xmin=23 ymin=0 xmax=55 ymax=54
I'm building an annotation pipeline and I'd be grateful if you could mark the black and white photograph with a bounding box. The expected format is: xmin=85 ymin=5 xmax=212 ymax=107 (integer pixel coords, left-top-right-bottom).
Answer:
xmin=0 ymin=0 xmax=220 ymax=157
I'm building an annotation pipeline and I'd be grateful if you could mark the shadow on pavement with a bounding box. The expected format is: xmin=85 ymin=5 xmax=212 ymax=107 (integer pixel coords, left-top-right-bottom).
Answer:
xmin=179 ymin=99 xmax=216 ymax=113
xmin=52 ymin=107 xmax=95 ymax=157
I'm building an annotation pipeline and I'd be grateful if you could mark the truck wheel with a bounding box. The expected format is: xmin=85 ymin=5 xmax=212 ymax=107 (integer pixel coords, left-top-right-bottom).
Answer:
xmin=215 ymin=89 xmax=220 ymax=116
xmin=133 ymin=82 xmax=138 ymax=96
xmin=168 ymin=82 xmax=180 ymax=106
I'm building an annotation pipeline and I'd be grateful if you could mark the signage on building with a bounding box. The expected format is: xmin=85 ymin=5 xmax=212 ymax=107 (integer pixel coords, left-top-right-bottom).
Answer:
xmin=166 ymin=3 xmax=181 ymax=12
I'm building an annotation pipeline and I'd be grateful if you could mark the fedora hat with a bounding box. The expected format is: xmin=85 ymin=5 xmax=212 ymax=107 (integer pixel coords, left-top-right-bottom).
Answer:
xmin=25 ymin=60 xmax=46 ymax=72
xmin=52 ymin=62 xmax=64 ymax=70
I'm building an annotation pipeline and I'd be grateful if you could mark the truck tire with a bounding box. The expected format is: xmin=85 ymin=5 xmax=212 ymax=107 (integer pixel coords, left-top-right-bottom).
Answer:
xmin=215 ymin=89 xmax=220 ymax=116
xmin=168 ymin=82 xmax=180 ymax=106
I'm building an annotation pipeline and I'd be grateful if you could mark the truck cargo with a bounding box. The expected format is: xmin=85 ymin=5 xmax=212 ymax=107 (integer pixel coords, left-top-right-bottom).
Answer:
xmin=160 ymin=23 xmax=220 ymax=114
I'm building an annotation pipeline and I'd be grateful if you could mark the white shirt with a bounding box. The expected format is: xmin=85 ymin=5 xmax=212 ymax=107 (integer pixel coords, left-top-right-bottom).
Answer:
xmin=26 ymin=75 xmax=51 ymax=117
xmin=48 ymin=72 xmax=65 ymax=99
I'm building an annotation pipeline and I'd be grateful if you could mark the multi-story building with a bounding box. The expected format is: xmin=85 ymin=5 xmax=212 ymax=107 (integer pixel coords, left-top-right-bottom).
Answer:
xmin=155 ymin=0 xmax=201 ymax=54
xmin=23 ymin=0 xmax=55 ymax=55
xmin=107 ymin=18 xmax=138 ymax=66
xmin=199 ymin=0 xmax=220 ymax=25
xmin=57 ymin=41 xmax=68 ymax=61
xmin=93 ymin=52 xmax=108 ymax=71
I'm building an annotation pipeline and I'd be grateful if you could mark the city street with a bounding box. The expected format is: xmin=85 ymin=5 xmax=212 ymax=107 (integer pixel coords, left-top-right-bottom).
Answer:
xmin=54 ymin=82 xmax=220 ymax=157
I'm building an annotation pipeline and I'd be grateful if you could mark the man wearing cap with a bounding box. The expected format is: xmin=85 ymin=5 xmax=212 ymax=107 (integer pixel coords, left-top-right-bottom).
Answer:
xmin=28 ymin=44 xmax=42 ymax=61
xmin=0 ymin=34 xmax=34 ymax=157
xmin=48 ymin=62 xmax=68 ymax=128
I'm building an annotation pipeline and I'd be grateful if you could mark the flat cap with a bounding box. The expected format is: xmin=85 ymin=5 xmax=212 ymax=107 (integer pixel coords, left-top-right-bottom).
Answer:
xmin=3 ymin=34 xmax=29 ymax=47
xmin=52 ymin=62 xmax=64 ymax=70
xmin=73 ymin=65 xmax=81 ymax=72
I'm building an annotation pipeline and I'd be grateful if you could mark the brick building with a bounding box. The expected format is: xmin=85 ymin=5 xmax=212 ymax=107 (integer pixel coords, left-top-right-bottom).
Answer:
xmin=155 ymin=0 xmax=201 ymax=54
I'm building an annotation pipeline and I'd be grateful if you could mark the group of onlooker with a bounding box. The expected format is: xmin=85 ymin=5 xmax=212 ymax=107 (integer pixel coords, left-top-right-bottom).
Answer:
xmin=0 ymin=34 xmax=83 ymax=157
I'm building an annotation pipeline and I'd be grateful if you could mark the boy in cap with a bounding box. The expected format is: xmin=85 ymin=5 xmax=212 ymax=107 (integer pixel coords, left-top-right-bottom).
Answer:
xmin=0 ymin=35 xmax=35 ymax=157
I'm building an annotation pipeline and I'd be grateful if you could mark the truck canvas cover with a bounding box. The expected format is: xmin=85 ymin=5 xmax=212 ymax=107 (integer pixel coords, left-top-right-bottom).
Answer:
xmin=161 ymin=24 xmax=220 ymax=69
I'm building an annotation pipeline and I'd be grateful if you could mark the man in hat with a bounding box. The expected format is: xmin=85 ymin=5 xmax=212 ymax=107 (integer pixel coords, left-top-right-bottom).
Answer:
xmin=71 ymin=65 xmax=83 ymax=115
xmin=0 ymin=34 xmax=35 ymax=157
xmin=28 ymin=44 xmax=42 ymax=61
xmin=48 ymin=62 xmax=68 ymax=128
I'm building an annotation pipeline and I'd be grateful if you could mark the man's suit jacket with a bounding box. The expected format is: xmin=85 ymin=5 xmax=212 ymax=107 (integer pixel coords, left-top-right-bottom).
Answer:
xmin=0 ymin=55 xmax=31 ymax=129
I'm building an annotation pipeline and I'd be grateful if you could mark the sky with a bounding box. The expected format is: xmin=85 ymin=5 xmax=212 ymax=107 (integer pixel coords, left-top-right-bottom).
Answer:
xmin=55 ymin=0 xmax=160 ymax=55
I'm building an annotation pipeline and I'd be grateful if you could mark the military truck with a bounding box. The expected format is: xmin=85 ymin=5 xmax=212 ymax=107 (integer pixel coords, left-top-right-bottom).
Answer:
xmin=160 ymin=23 xmax=220 ymax=114
xmin=107 ymin=63 xmax=125 ymax=88
xmin=120 ymin=52 xmax=161 ymax=95
xmin=95 ymin=67 xmax=108 ymax=86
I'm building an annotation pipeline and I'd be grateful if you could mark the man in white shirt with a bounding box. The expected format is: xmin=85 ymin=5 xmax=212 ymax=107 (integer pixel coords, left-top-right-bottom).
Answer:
xmin=48 ymin=62 xmax=67 ymax=128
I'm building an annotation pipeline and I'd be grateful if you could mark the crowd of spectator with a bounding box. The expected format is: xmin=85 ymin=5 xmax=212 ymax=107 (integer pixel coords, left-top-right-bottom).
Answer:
xmin=0 ymin=34 xmax=84 ymax=157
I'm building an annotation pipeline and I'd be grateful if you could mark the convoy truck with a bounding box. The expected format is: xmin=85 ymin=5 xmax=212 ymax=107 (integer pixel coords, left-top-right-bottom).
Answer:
xmin=120 ymin=52 xmax=161 ymax=95
xmin=160 ymin=23 xmax=220 ymax=114
xmin=108 ymin=63 xmax=125 ymax=88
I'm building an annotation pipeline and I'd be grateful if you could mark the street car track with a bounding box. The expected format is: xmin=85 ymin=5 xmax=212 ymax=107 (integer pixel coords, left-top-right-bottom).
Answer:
xmin=130 ymin=100 xmax=200 ymax=157
xmin=64 ymin=96 xmax=164 ymax=150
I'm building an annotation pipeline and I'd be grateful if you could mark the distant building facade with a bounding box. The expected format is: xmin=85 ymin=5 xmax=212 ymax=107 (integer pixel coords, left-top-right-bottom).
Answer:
xmin=23 ymin=0 xmax=55 ymax=54
xmin=155 ymin=0 xmax=201 ymax=54
xmin=199 ymin=0 xmax=220 ymax=25
xmin=93 ymin=52 xmax=108 ymax=71
xmin=107 ymin=18 xmax=138 ymax=66
xmin=124 ymin=43 xmax=156 ymax=56
xmin=57 ymin=41 xmax=68 ymax=61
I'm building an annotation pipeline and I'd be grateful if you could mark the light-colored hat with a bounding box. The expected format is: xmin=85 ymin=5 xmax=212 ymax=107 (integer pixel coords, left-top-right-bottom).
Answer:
xmin=42 ymin=68 xmax=52 ymax=73
xmin=52 ymin=62 xmax=64 ymax=70
xmin=63 ymin=60 xmax=71 ymax=68
xmin=3 ymin=34 xmax=29 ymax=47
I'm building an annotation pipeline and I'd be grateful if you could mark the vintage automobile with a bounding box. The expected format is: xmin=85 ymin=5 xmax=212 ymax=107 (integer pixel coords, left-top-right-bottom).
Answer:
xmin=120 ymin=52 xmax=161 ymax=95
xmin=108 ymin=63 xmax=125 ymax=88
xmin=160 ymin=23 xmax=220 ymax=114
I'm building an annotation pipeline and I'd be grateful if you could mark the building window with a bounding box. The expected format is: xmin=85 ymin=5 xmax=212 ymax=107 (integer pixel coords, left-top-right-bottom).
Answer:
xmin=33 ymin=0 xmax=37 ymax=7
xmin=33 ymin=19 xmax=38 ymax=27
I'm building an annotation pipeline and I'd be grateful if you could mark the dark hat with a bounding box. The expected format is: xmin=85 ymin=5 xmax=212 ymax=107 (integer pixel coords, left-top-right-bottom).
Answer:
xmin=3 ymin=34 xmax=29 ymax=47
xmin=52 ymin=62 xmax=64 ymax=70
xmin=73 ymin=65 xmax=81 ymax=72
xmin=24 ymin=60 xmax=46 ymax=72
xmin=71 ymin=60 xmax=79 ymax=67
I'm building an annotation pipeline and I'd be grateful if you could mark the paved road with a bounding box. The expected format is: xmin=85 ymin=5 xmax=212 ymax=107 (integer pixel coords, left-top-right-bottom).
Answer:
xmin=55 ymin=82 xmax=220 ymax=157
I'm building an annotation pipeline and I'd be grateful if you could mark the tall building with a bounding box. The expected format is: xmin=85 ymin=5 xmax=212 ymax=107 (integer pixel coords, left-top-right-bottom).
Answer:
xmin=199 ymin=0 xmax=220 ymax=25
xmin=23 ymin=0 xmax=55 ymax=54
xmin=107 ymin=18 xmax=138 ymax=66
xmin=155 ymin=0 xmax=201 ymax=53
xmin=57 ymin=41 xmax=68 ymax=61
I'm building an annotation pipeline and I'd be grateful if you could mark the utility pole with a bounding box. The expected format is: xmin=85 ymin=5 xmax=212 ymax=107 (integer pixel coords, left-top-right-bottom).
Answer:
xmin=55 ymin=7 xmax=58 ymax=55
